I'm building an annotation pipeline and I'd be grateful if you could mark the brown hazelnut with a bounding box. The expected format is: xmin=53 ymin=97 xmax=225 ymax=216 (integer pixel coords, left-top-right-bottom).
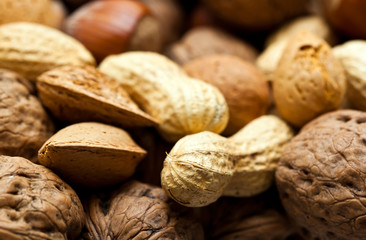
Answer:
xmin=166 ymin=26 xmax=258 ymax=65
xmin=65 ymin=0 xmax=162 ymax=62
xmin=83 ymin=180 xmax=204 ymax=239
xmin=320 ymin=0 xmax=366 ymax=39
xmin=0 ymin=155 xmax=84 ymax=240
xmin=276 ymin=110 xmax=366 ymax=239
xmin=183 ymin=54 xmax=270 ymax=135
xmin=201 ymin=0 xmax=309 ymax=31
xmin=0 ymin=69 xmax=54 ymax=162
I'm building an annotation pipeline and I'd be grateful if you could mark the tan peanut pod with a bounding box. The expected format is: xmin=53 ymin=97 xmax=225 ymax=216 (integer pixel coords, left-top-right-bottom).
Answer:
xmin=161 ymin=131 xmax=235 ymax=207
xmin=38 ymin=122 xmax=146 ymax=188
xmin=99 ymin=52 xmax=229 ymax=142
xmin=333 ymin=40 xmax=366 ymax=111
xmin=273 ymin=30 xmax=346 ymax=127
xmin=161 ymin=115 xmax=293 ymax=207
xmin=224 ymin=115 xmax=294 ymax=197
xmin=0 ymin=22 xmax=95 ymax=81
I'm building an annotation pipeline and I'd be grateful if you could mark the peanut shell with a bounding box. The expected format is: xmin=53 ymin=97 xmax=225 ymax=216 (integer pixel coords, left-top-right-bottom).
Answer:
xmin=38 ymin=122 xmax=147 ymax=188
xmin=99 ymin=51 xmax=229 ymax=142
xmin=0 ymin=22 xmax=95 ymax=81
xmin=37 ymin=65 xmax=156 ymax=127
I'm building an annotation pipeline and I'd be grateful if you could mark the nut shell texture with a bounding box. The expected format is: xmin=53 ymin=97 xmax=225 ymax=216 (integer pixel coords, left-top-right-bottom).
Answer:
xmin=38 ymin=122 xmax=147 ymax=188
xmin=0 ymin=155 xmax=84 ymax=240
xmin=37 ymin=65 xmax=156 ymax=127
xmin=0 ymin=22 xmax=95 ymax=81
xmin=273 ymin=31 xmax=346 ymax=127
xmin=0 ymin=69 xmax=54 ymax=162
xmin=276 ymin=110 xmax=366 ymax=239
xmin=333 ymin=40 xmax=366 ymax=111
xmin=99 ymin=51 xmax=229 ymax=141
xmin=83 ymin=180 xmax=204 ymax=240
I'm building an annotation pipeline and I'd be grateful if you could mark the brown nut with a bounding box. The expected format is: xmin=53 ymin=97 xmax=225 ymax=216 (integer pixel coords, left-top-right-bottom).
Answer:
xmin=83 ymin=180 xmax=204 ymax=240
xmin=0 ymin=155 xmax=84 ymax=240
xmin=166 ymin=26 xmax=258 ymax=65
xmin=161 ymin=115 xmax=293 ymax=207
xmin=257 ymin=15 xmax=337 ymax=82
xmin=0 ymin=22 xmax=95 ymax=82
xmin=273 ymin=30 xmax=346 ymax=127
xmin=333 ymin=40 xmax=366 ymax=111
xmin=276 ymin=110 xmax=366 ymax=239
xmin=201 ymin=0 xmax=308 ymax=31
xmin=0 ymin=69 xmax=54 ymax=162
xmin=183 ymin=54 xmax=270 ymax=135
xmin=36 ymin=65 xmax=156 ymax=127
xmin=38 ymin=122 xmax=147 ymax=188
xmin=65 ymin=0 xmax=162 ymax=62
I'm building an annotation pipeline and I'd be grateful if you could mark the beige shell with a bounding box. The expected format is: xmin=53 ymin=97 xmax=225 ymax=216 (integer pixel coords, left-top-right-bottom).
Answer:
xmin=257 ymin=15 xmax=337 ymax=82
xmin=99 ymin=51 xmax=229 ymax=142
xmin=161 ymin=115 xmax=293 ymax=207
xmin=0 ymin=22 xmax=95 ymax=81
xmin=38 ymin=122 xmax=147 ymax=188
xmin=273 ymin=30 xmax=346 ymax=127
xmin=37 ymin=65 xmax=156 ymax=127
xmin=333 ymin=40 xmax=366 ymax=111
xmin=224 ymin=115 xmax=294 ymax=196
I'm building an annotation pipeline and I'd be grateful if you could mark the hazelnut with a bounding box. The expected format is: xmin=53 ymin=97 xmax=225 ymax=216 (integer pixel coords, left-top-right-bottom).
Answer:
xmin=65 ymin=0 xmax=162 ymax=62
xmin=183 ymin=54 xmax=270 ymax=135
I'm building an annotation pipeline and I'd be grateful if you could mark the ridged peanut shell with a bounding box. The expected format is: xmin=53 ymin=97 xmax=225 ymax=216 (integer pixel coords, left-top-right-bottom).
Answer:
xmin=38 ymin=122 xmax=146 ymax=188
xmin=273 ymin=31 xmax=346 ymax=127
xmin=161 ymin=131 xmax=235 ymax=207
xmin=0 ymin=22 xmax=95 ymax=81
xmin=37 ymin=65 xmax=156 ymax=127
xmin=333 ymin=40 xmax=366 ymax=111
xmin=99 ymin=52 xmax=229 ymax=142
xmin=224 ymin=115 xmax=294 ymax=197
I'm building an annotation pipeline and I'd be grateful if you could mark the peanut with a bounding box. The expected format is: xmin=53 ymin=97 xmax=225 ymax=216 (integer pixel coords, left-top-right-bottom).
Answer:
xmin=161 ymin=115 xmax=294 ymax=207
xmin=99 ymin=51 xmax=229 ymax=142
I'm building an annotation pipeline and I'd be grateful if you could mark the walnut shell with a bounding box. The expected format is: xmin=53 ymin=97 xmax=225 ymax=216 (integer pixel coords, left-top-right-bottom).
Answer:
xmin=0 ymin=69 xmax=54 ymax=162
xmin=37 ymin=65 xmax=156 ymax=127
xmin=166 ymin=26 xmax=258 ymax=65
xmin=83 ymin=180 xmax=204 ymax=240
xmin=333 ymin=40 xmax=366 ymax=111
xmin=183 ymin=54 xmax=270 ymax=135
xmin=0 ymin=155 xmax=84 ymax=240
xmin=38 ymin=122 xmax=147 ymax=188
xmin=273 ymin=30 xmax=346 ymax=127
xmin=276 ymin=110 xmax=366 ymax=239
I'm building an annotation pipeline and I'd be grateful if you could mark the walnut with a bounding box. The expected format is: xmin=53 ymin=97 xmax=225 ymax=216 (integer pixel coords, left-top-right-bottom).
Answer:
xmin=0 ymin=155 xmax=84 ymax=239
xmin=83 ymin=181 xmax=204 ymax=240
xmin=0 ymin=69 xmax=54 ymax=162
xmin=276 ymin=110 xmax=366 ymax=239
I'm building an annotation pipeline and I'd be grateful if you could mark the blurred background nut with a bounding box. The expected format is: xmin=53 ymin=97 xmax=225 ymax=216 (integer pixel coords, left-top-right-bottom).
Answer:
xmin=37 ymin=65 xmax=156 ymax=127
xmin=276 ymin=110 xmax=366 ymax=239
xmin=183 ymin=54 xmax=270 ymax=135
xmin=166 ymin=26 xmax=258 ymax=65
xmin=257 ymin=15 xmax=337 ymax=82
xmin=0 ymin=22 xmax=95 ymax=82
xmin=161 ymin=115 xmax=293 ymax=207
xmin=333 ymin=40 xmax=366 ymax=111
xmin=83 ymin=180 xmax=204 ymax=240
xmin=38 ymin=122 xmax=147 ymax=188
xmin=0 ymin=0 xmax=66 ymax=29
xmin=99 ymin=52 xmax=229 ymax=142
xmin=200 ymin=0 xmax=309 ymax=31
xmin=0 ymin=69 xmax=54 ymax=162
xmin=319 ymin=0 xmax=366 ymax=39
xmin=0 ymin=155 xmax=84 ymax=240
xmin=273 ymin=30 xmax=346 ymax=127
xmin=65 ymin=0 xmax=162 ymax=62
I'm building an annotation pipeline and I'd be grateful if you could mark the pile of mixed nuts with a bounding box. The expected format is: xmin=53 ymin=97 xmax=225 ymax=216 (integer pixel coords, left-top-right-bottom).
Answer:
xmin=1 ymin=0 xmax=366 ymax=239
